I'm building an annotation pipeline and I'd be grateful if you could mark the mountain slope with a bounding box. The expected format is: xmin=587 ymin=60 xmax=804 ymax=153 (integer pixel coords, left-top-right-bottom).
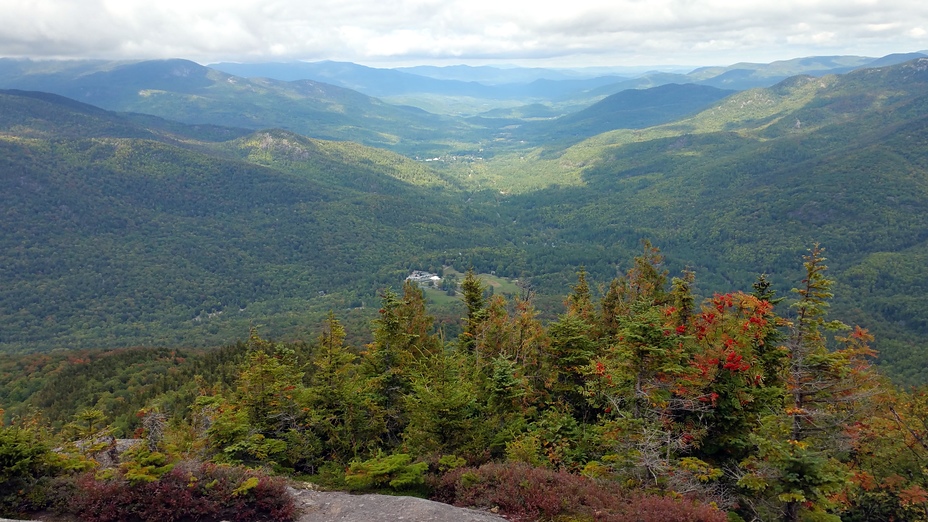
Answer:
xmin=482 ymin=58 xmax=928 ymax=383
xmin=0 ymin=90 xmax=501 ymax=351
xmin=0 ymin=88 xmax=251 ymax=142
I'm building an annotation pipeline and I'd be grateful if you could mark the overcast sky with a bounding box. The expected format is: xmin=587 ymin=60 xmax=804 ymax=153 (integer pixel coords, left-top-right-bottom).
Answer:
xmin=2 ymin=0 xmax=927 ymax=68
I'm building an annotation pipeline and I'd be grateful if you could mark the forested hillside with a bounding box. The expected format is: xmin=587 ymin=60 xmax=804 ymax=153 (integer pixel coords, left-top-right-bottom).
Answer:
xmin=467 ymin=58 xmax=928 ymax=383
xmin=0 ymin=89 xmax=504 ymax=351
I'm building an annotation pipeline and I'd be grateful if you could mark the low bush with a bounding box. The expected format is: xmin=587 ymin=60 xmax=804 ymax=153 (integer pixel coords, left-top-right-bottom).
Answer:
xmin=344 ymin=452 xmax=428 ymax=492
xmin=0 ymin=423 xmax=70 ymax=517
xmin=62 ymin=460 xmax=296 ymax=522
xmin=432 ymin=461 xmax=726 ymax=522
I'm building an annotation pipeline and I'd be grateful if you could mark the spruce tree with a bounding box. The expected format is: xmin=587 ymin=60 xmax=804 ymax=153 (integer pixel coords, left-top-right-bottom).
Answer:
xmin=460 ymin=269 xmax=487 ymax=353
xmin=740 ymin=246 xmax=879 ymax=522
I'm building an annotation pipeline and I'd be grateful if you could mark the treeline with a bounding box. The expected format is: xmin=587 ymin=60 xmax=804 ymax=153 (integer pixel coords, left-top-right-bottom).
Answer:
xmin=4 ymin=244 xmax=928 ymax=521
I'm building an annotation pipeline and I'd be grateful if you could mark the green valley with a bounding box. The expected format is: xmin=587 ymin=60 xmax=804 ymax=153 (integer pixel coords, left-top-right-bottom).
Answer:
xmin=2 ymin=56 xmax=928 ymax=387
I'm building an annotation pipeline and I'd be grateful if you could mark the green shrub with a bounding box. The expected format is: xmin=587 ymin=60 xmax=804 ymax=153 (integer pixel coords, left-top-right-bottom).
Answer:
xmin=344 ymin=452 xmax=428 ymax=492
xmin=437 ymin=454 xmax=467 ymax=472
xmin=0 ymin=424 xmax=60 ymax=516
xmin=120 ymin=446 xmax=174 ymax=484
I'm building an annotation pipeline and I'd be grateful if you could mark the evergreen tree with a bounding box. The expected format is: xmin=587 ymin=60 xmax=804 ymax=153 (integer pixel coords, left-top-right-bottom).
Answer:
xmin=599 ymin=277 xmax=630 ymax=340
xmin=599 ymin=241 xmax=669 ymax=341
xmin=750 ymin=273 xmax=789 ymax=392
xmin=565 ymin=266 xmax=595 ymax=322
xmin=200 ymin=329 xmax=310 ymax=467
xmin=460 ymin=269 xmax=488 ymax=353
xmin=403 ymin=350 xmax=482 ymax=458
xmin=510 ymin=297 xmax=552 ymax=406
xmin=307 ymin=312 xmax=380 ymax=463
xmin=363 ymin=290 xmax=413 ymax=445
xmin=669 ymin=269 xmax=696 ymax=327
xmin=740 ymin=246 xmax=879 ymax=522
xmin=627 ymin=240 xmax=668 ymax=306
xmin=398 ymin=280 xmax=442 ymax=361
xmin=547 ymin=313 xmax=598 ymax=420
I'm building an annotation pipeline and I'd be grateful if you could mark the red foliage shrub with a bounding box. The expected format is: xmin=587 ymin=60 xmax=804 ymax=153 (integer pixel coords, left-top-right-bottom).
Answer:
xmin=432 ymin=462 xmax=726 ymax=522
xmin=63 ymin=460 xmax=295 ymax=522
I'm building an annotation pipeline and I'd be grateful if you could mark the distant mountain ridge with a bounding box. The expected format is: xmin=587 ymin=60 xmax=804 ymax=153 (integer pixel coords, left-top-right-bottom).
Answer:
xmin=210 ymin=60 xmax=627 ymax=100
xmin=511 ymin=83 xmax=736 ymax=146
xmin=211 ymin=53 xmax=928 ymax=103
xmin=0 ymin=58 xmax=744 ymax=154
xmin=0 ymin=58 xmax=477 ymax=155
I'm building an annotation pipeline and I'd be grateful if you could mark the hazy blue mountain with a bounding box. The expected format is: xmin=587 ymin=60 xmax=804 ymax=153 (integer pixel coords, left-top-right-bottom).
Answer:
xmin=693 ymin=52 xmax=927 ymax=87
xmin=210 ymin=60 xmax=503 ymax=98
xmin=862 ymin=52 xmax=928 ymax=68
xmin=494 ymin=83 xmax=735 ymax=146
xmin=688 ymin=55 xmax=872 ymax=80
xmin=477 ymin=103 xmax=565 ymax=119
xmin=580 ymin=73 xmax=695 ymax=100
xmin=6 ymin=59 xmax=216 ymax=107
xmin=580 ymin=53 xmax=927 ymax=101
xmin=211 ymin=60 xmax=625 ymax=100
xmin=687 ymin=55 xmax=908 ymax=89
xmin=397 ymin=64 xmax=700 ymax=83
xmin=396 ymin=64 xmax=600 ymax=83
xmin=0 ymin=58 xmax=113 ymax=92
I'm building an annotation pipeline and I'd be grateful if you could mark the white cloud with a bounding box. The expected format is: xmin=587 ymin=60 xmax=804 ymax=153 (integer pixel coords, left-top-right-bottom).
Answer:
xmin=1 ymin=0 xmax=927 ymax=66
